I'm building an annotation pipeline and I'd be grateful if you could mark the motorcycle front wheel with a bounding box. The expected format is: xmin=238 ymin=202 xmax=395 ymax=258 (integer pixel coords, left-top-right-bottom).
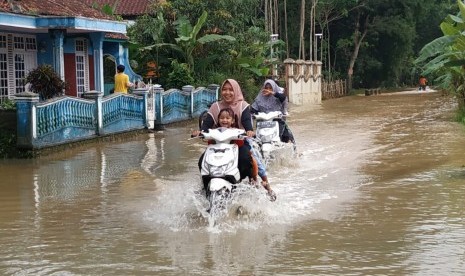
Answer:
xmin=207 ymin=187 xmax=234 ymax=222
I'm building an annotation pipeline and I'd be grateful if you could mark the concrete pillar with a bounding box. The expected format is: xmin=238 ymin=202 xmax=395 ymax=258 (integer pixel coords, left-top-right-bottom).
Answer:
xmin=207 ymin=84 xmax=220 ymax=100
xmin=49 ymin=29 xmax=65 ymax=80
xmin=83 ymin=90 xmax=103 ymax=135
xmin=15 ymin=92 xmax=39 ymax=149
xmin=133 ymin=88 xmax=150 ymax=128
xmin=90 ymin=33 xmax=105 ymax=93
xmin=183 ymin=85 xmax=195 ymax=116
xmin=153 ymin=85 xmax=165 ymax=130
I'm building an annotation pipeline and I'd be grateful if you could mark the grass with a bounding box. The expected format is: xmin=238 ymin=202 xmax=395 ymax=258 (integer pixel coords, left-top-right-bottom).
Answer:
xmin=454 ymin=106 xmax=465 ymax=125
xmin=0 ymin=130 xmax=33 ymax=159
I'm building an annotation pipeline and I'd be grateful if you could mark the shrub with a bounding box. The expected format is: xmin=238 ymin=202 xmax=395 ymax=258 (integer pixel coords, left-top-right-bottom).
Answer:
xmin=165 ymin=60 xmax=194 ymax=89
xmin=25 ymin=65 xmax=67 ymax=100
xmin=0 ymin=99 xmax=16 ymax=110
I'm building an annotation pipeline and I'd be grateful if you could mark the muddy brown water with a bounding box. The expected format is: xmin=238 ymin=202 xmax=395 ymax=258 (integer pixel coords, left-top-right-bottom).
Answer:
xmin=1 ymin=90 xmax=464 ymax=275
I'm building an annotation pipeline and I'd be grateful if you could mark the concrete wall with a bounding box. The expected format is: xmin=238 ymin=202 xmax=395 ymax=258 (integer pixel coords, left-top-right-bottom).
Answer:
xmin=284 ymin=59 xmax=322 ymax=105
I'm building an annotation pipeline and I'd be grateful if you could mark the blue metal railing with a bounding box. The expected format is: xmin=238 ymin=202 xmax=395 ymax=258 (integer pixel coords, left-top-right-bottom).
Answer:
xmin=36 ymin=97 xmax=94 ymax=137
xmin=16 ymin=84 xmax=219 ymax=149
xmin=154 ymin=85 xmax=218 ymax=125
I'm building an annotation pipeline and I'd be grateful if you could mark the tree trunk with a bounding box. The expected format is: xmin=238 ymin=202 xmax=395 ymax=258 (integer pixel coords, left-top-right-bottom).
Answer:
xmin=298 ymin=0 xmax=306 ymax=60
xmin=264 ymin=0 xmax=269 ymax=33
xmin=284 ymin=0 xmax=289 ymax=58
xmin=311 ymin=0 xmax=318 ymax=61
xmin=326 ymin=26 xmax=330 ymax=80
xmin=274 ymin=0 xmax=278 ymax=34
xmin=347 ymin=12 xmax=369 ymax=91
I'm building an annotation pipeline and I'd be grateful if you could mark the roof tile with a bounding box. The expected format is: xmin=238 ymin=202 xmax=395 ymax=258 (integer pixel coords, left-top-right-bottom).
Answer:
xmin=0 ymin=0 xmax=114 ymax=20
xmin=81 ymin=0 xmax=153 ymax=17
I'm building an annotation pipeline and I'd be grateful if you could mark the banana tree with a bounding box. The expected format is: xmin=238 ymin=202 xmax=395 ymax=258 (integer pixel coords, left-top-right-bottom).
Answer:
xmin=416 ymin=0 xmax=465 ymax=107
xmin=142 ymin=11 xmax=235 ymax=71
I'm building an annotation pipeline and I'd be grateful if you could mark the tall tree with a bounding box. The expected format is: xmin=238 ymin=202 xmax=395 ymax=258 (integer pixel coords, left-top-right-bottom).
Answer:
xmin=346 ymin=3 xmax=372 ymax=90
xmin=315 ymin=0 xmax=359 ymax=79
xmin=284 ymin=0 xmax=290 ymax=58
xmin=298 ymin=0 xmax=306 ymax=59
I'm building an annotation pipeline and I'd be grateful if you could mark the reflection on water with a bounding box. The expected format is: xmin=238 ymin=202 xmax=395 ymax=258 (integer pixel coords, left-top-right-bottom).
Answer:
xmin=1 ymin=91 xmax=464 ymax=275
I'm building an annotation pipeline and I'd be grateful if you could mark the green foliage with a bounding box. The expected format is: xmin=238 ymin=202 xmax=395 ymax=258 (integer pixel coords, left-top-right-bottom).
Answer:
xmin=194 ymin=71 xmax=228 ymax=88
xmin=142 ymin=11 xmax=235 ymax=72
xmin=91 ymin=2 xmax=123 ymax=21
xmin=25 ymin=65 xmax=67 ymax=100
xmin=415 ymin=0 xmax=465 ymax=108
xmin=318 ymin=0 xmax=451 ymax=88
xmin=0 ymin=99 xmax=16 ymax=110
xmin=454 ymin=105 xmax=465 ymax=124
xmin=128 ymin=0 xmax=451 ymax=90
xmin=229 ymin=27 xmax=272 ymax=78
xmin=165 ymin=60 xmax=195 ymax=89
xmin=0 ymin=131 xmax=32 ymax=159
xmin=236 ymin=55 xmax=269 ymax=77
xmin=128 ymin=13 xmax=168 ymax=46
xmin=0 ymin=131 xmax=16 ymax=158
xmin=237 ymin=77 xmax=261 ymax=103
xmin=131 ymin=0 xmax=267 ymax=88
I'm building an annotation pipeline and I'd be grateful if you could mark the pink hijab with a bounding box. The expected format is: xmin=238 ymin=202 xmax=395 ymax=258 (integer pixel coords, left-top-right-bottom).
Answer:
xmin=208 ymin=79 xmax=249 ymax=129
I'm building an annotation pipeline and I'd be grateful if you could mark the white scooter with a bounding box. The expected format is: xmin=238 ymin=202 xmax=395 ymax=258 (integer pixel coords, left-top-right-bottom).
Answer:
xmin=253 ymin=111 xmax=295 ymax=164
xmin=195 ymin=127 xmax=247 ymax=212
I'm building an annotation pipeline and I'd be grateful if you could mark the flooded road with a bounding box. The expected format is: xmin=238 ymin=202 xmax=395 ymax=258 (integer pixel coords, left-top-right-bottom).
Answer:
xmin=1 ymin=90 xmax=464 ymax=275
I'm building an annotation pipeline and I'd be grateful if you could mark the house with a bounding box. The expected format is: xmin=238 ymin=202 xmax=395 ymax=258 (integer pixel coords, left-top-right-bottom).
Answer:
xmin=0 ymin=0 xmax=141 ymax=103
xmin=82 ymin=0 xmax=153 ymax=21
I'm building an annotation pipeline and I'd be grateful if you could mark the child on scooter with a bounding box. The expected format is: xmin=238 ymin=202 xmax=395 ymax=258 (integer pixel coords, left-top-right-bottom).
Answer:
xmin=217 ymin=107 xmax=276 ymax=201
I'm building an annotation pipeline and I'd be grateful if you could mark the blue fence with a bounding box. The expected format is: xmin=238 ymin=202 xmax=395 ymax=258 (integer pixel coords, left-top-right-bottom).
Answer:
xmin=102 ymin=93 xmax=148 ymax=133
xmin=154 ymin=84 xmax=218 ymax=125
xmin=15 ymin=85 xmax=219 ymax=149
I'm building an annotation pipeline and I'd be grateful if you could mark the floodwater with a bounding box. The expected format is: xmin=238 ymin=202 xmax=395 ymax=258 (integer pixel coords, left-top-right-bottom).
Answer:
xmin=1 ymin=90 xmax=464 ymax=275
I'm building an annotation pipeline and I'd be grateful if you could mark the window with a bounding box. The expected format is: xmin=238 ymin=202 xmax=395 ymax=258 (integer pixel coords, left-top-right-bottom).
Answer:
xmin=14 ymin=54 xmax=25 ymax=93
xmin=0 ymin=35 xmax=6 ymax=49
xmin=0 ymin=53 xmax=7 ymax=102
xmin=14 ymin=36 xmax=24 ymax=50
xmin=25 ymin=37 xmax=37 ymax=51
xmin=0 ymin=33 xmax=37 ymax=103
xmin=75 ymin=39 xmax=89 ymax=98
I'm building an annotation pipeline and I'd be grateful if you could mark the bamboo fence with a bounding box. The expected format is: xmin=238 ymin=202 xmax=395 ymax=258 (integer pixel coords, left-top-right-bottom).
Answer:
xmin=322 ymin=79 xmax=347 ymax=100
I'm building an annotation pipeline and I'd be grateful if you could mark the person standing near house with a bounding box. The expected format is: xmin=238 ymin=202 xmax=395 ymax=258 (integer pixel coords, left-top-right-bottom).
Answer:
xmin=114 ymin=64 xmax=133 ymax=93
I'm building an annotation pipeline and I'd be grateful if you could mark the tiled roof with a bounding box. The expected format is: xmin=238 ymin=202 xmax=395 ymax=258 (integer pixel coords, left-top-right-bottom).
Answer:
xmin=82 ymin=0 xmax=153 ymax=17
xmin=0 ymin=0 xmax=114 ymax=20
xmin=105 ymin=32 xmax=129 ymax=40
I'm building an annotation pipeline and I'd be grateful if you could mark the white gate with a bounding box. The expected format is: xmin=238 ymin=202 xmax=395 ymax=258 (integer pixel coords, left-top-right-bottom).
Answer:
xmin=284 ymin=59 xmax=322 ymax=105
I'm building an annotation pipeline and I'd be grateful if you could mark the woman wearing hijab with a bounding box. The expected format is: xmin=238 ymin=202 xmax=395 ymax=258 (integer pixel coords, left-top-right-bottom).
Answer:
xmin=196 ymin=79 xmax=254 ymax=136
xmin=193 ymin=79 xmax=276 ymax=201
xmin=251 ymin=79 xmax=295 ymax=144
